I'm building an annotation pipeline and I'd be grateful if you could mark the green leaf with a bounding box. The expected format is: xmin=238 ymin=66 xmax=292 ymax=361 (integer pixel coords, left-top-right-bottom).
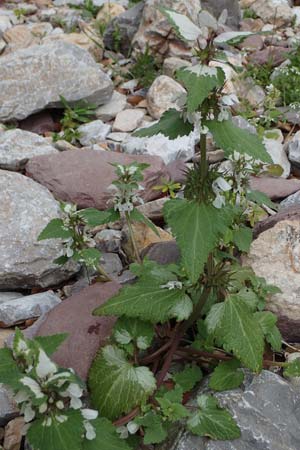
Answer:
xmin=135 ymin=412 xmax=168 ymax=445
xmin=78 ymin=208 xmax=119 ymax=227
xmin=266 ymin=325 xmax=282 ymax=352
xmin=27 ymin=410 xmax=84 ymax=450
xmin=173 ymin=365 xmax=203 ymax=391
xmin=160 ymin=7 xmax=201 ymax=42
xmin=83 ymin=418 xmax=132 ymax=450
xmin=34 ymin=334 xmax=68 ymax=356
xmin=94 ymin=273 xmax=193 ymax=324
xmin=177 ymin=65 xmax=225 ymax=113
xmin=254 ymin=311 xmax=282 ymax=352
xmin=164 ymin=199 xmax=233 ymax=283
xmin=133 ymin=109 xmax=193 ymax=139
xmin=209 ymin=359 xmax=244 ymax=391
xmin=53 ymin=255 xmax=69 ymax=265
xmin=206 ymin=120 xmax=272 ymax=163
xmin=214 ymin=31 xmax=255 ymax=45
xmin=73 ymin=248 xmax=101 ymax=268
xmin=129 ymin=208 xmax=160 ymax=237
xmin=187 ymin=394 xmax=240 ymax=440
xmin=0 ymin=348 xmax=23 ymax=389
xmin=88 ymin=345 xmax=156 ymax=420
xmin=215 ymin=296 xmax=265 ymax=372
xmin=284 ymin=358 xmax=300 ymax=378
xmin=38 ymin=218 xmax=72 ymax=241
xmin=113 ymin=318 xmax=154 ymax=350
xmin=247 ymin=189 xmax=278 ymax=209
xmin=232 ymin=226 xmax=253 ymax=253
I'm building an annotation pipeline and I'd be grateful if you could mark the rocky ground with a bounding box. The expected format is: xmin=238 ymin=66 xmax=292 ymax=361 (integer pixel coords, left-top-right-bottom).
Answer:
xmin=1 ymin=0 xmax=300 ymax=449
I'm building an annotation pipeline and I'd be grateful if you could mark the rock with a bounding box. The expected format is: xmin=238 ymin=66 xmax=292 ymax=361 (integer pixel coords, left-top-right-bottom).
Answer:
xmin=100 ymin=253 xmax=123 ymax=276
xmin=287 ymin=130 xmax=300 ymax=166
xmin=254 ymin=206 xmax=300 ymax=236
xmin=95 ymin=91 xmax=127 ymax=121
xmin=0 ymin=41 xmax=113 ymax=122
xmin=245 ymin=218 xmax=300 ymax=340
xmin=96 ymin=2 xmax=125 ymax=23
xmin=26 ymin=149 xmax=169 ymax=209
xmin=136 ymin=197 xmax=169 ymax=221
xmin=0 ymin=291 xmax=61 ymax=327
xmin=163 ymin=57 xmax=192 ymax=77
xmin=147 ymin=75 xmax=186 ymax=119
xmin=280 ymin=190 xmax=300 ymax=209
xmin=122 ymin=221 xmax=173 ymax=257
xmin=3 ymin=23 xmax=53 ymax=53
xmin=0 ymin=129 xmax=58 ymax=171
xmin=166 ymin=159 xmax=186 ymax=183
xmin=103 ymin=2 xmax=144 ymax=56
xmin=159 ymin=370 xmax=300 ymax=450
xmin=0 ymin=170 xmax=77 ymax=289
xmin=132 ymin=0 xmax=201 ymax=60
xmin=0 ymin=386 xmax=17 ymax=427
xmin=95 ymin=229 xmax=122 ymax=253
xmin=263 ymin=130 xmax=290 ymax=178
xmin=0 ymin=329 xmax=13 ymax=349
xmin=240 ymin=0 xmax=294 ymax=26
xmin=0 ymin=293 xmax=23 ymax=304
xmin=239 ymin=34 xmax=264 ymax=50
xmin=77 ymin=120 xmax=111 ymax=146
xmin=36 ymin=282 xmax=120 ymax=380
xmin=279 ymin=106 xmax=300 ymax=125
xmin=201 ymin=0 xmax=241 ymax=29
xmin=3 ymin=417 xmax=24 ymax=450
xmin=141 ymin=240 xmax=180 ymax=265
xmin=19 ymin=111 xmax=58 ymax=135
xmin=249 ymin=176 xmax=300 ymax=200
xmin=113 ymin=109 xmax=145 ymax=132
xmin=0 ymin=15 xmax=12 ymax=36
xmin=248 ymin=46 xmax=290 ymax=66
xmin=232 ymin=115 xmax=257 ymax=135
xmin=122 ymin=129 xmax=197 ymax=165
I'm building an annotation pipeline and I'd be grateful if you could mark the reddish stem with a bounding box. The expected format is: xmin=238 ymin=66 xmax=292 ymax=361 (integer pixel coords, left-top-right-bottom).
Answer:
xmin=113 ymin=407 xmax=140 ymax=427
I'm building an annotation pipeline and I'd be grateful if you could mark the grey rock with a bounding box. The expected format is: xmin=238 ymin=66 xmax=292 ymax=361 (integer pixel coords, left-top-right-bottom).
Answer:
xmin=113 ymin=109 xmax=145 ymax=132
xmin=103 ymin=2 xmax=144 ymax=56
xmin=0 ymin=291 xmax=61 ymax=327
xmin=0 ymin=386 xmax=17 ymax=427
xmin=287 ymin=130 xmax=300 ymax=166
xmin=201 ymin=0 xmax=241 ymax=29
xmin=0 ymin=292 xmax=23 ymax=305
xmin=280 ymin=190 xmax=300 ymax=209
xmin=163 ymin=57 xmax=192 ymax=78
xmin=107 ymin=132 xmax=129 ymax=142
xmin=95 ymin=229 xmax=122 ymax=253
xmin=0 ymin=15 xmax=12 ymax=36
xmin=77 ymin=120 xmax=111 ymax=146
xmin=0 ymin=170 xmax=77 ymax=289
xmin=100 ymin=253 xmax=123 ymax=276
xmin=0 ymin=129 xmax=58 ymax=171
xmin=95 ymin=91 xmax=127 ymax=121
xmin=147 ymin=75 xmax=186 ymax=119
xmin=0 ymin=41 xmax=113 ymax=122
xmin=232 ymin=115 xmax=257 ymax=135
xmin=240 ymin=0 xmax=294 ymax=26
xmin=159 ymin=370 xmax=300 ymax=450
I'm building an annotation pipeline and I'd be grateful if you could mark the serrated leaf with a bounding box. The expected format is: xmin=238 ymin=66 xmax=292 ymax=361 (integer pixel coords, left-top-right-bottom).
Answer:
xmin=173 ymin=365 xmax=203 ymax=391
xmin=34 ymin=334 xmax=68 ymax=356
xmin=177 ymin=65 xmax=225 ymax=113
xmin=89 ymin=345 xmax=156 ymax=420
xmin=78 ymin=208 xmax=119 ymax=227
xmin=187 ymin=394 xmax=240 ymax=440
xmin=254 ymin=311 xmax=282 ymax=352
xmin=129 ymin=208 xmax=159 ymax=237
xmin=232 ymin=226 xmax=253 ymax=253
xmin=216 ymin=296 xmax=265 ymax=372
xmin=206 ymin=120 xmax=272 ymax=163
xmin=266 ymin=325 xmax=282 ymax=352
xmin=136 ymin=412 xmax=168 ymax=445
xmin=83 ymin=418 xmax=132 ymax=450
xmin=0 ymin=348 xmax=23 ymax=389
xmin=53 ymin=255 xmax=69 ymax=265
xmin=164 ymin=199 xmax=233 ymax=283
xmin=38 ymin=218 xmax=72 ymax=241
xmin=113 ymin=318 xmax=154 ymax=350
xmin=133 ymin=109 xmax=193 ymax=139
xmin=94 ymin=273 xmax=192 ymax=323
xmin=73 ymin=248 xmax=101 ymax=267
xmin=284 ymin=358 xmax=300 ymax=378
xmin=209 ymin=359 xmax=244 ymax=391
xmin=27 ymin=410 xmax=84 ymax=450
xmin=160 ymin=7 xmax=202 ymax=42
xmin=247 ymin=189 xmax=278 ymax=209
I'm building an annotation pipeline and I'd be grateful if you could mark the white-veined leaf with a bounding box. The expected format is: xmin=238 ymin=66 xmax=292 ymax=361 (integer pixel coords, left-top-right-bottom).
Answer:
xmin=83 ymin=417 xmax=133 ymax=450
xmin=160 ymin=7 xmax=202 ymax=42
xmin=214 ymin=31 xmax=255 ymax=45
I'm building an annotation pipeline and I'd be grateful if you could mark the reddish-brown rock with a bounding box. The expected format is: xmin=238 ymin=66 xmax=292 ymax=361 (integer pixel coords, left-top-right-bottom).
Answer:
xmin=248 ymin=46 xmax=290 ymax=67
xmin=19 ymin=111 xmax=59 ymax=135
xmin=36 ymin=282 xmax=120 ymax=380
xmin=250 ymin=177 xmax=300 ymax=200
xmin=26 ymin=149 xmax=168 ymax=209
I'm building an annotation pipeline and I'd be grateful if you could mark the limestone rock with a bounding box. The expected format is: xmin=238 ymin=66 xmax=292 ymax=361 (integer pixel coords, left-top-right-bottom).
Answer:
xmin=77 ymin=120 xmax=111 ymax=146
xmin=3 ymin=23 xmax=53 ymax=53
xmin=0 ymin=129 xmax=58 ymax=171
xmin=96 ymin=2 xmax=125 ymax=23
xmin=245 ymin=218 xmax=300 ymax=340
xmin=3 ymin=417 xmax=24 ymax=450
xmin=163 ymin=57 xmax=192 ymax=77
xmin=280 ymin=190 xmax=300 ymax=209
xmin=0 ymin=41 xmax=113 ymax=121
xmin=26 ymin=149 xmax=169 ymax=209
xmin=287 ymin=130 xmax=300 ymax=166
xmin=0 ymin=170 xmax=77 ymax=289
xmin=113 ymin=109 xmax=146 ymax=132
xmin=122 ymin=221 xmax=173 ymax=257
xmin=240 ymin=0 xmax=294 ymax=26
xmin=158 ymin=370 xmax=300 ymax=450
xmin=95 ymin=91 xmax=127 ymax=121
xmin=201 ymin=0 xmax=241 ymax=29
xmin=249 ymin=176 xmax=300 ymax=200
xmin=147 ymin=75 xmax=186 ymax=119
xmin=0 ymin=386 xmax=17 ymax=427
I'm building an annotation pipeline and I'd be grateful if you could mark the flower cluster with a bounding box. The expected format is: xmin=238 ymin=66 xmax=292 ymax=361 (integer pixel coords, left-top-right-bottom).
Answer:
xmin=12 ymin=329 xmax=99 ymax=440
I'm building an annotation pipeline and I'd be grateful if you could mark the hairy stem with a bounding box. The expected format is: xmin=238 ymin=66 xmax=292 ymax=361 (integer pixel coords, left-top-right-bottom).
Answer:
xmin=125 ymin=212 xmax=142 ymax=264
xmin=199 ymin=132 xmax=208 ymax=184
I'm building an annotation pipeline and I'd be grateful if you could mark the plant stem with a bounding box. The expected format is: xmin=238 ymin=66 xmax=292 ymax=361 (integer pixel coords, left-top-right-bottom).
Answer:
xmin=125 ymin=211 xmax=142 ymax=264
xmin=199 ymin=132 xmax=208 ymax=184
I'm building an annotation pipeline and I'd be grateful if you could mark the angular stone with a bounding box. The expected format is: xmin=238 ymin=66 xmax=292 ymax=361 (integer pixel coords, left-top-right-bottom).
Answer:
xmin=249 ymin=176 xmax=300 ymax=200
xmin=141 ymin=240 xmax=181 ymax=265
xmin=201 ymin=0 xmax=241 ymax=29
xmin=0 ymin=386 xmax=17 ymax=427
xmin=240 ymin=0 xmax=294 ymax=26
xmin=287 ymin=130 xmax=300 ymax=166
xmin=147 ymin=75 xmax=186 ymax=119
xmin=77 ymin=120 xmax=111 ymax=146
xmin=245 ymin=218 xmax=300 ymax=340
xmin=0 ymin=170 xmax=77 ymax=289
xmin=0 ymin=293 xmax=23 ymax=305
xmin=0 ymin=41 xmax=113 ymax=121
xmin=95 ymin=91 xmax=127 ymax=121
xmin=19 ymin=111 xmax=58 ymax=136
xmin=122 ymin=222 xmax=173 ymax=257
xmin=100 ymin=253 xmax=123 ymax=277
xmin=0 ymin=291 xmax=61 ymax=327
xmin=36 ymin=282 xmax=120 ymax=380
xmin=0 ymin=329 xmax=13 ymax=349
xmin=3 ymin=417 xmax=24 ymax=450
xmin=163 ymin=57 xmax=192 ymax=77
xmin=113 ymin=109 xmax=145 ymax=132
xmin=0 ymin=129 xmax=58 ymax=171
xmin=280 ymin=190 xmax=300 ymax=209
xmin=95 ymin=229 xmax=122 ymax=253
xmin=159 ymin=370 xmax=300 ymax=450
xmin=248 ymin=46 xmax=290 ymax=66
xmin=3 ymin=23 xmax=53 ymax=53
xmin=26 ymin=149 xmax=168 ymax=209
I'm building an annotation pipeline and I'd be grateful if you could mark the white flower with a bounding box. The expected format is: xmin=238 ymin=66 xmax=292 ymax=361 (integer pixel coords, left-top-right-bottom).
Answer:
xmin=127 ymin=421 xmax=139 ymax=435
xmin=199 ymin=125 xmax=209 ymax=135
xmin=56 ymin=401 xmax=64 ymax=410
xmin=39 ymin=403 xmax=48 ymax=414
xmin=160 ymin=281 xmax=183 ymax=290
xmin=128 ymin=165 xmax=138 ymax=175
xmin=70 ymin=396 xmax=82 ymax=410
xmin=23 ymin=403 xmax=36 ymax=423
xmin=36 ymin=349 xmax=57 ymax=379
xmin=56 ymin=415 xmax=68 ymax=424
xmin=83 ymin=421 xmax=96 ymax=440
xmin=14 ymin=390 xmax=30 ymax=404
xmin=81 ymin=409 xmax=98 ymax=421
xmin=217 ymin=109 xmax=230 ymax=122
xmin=116 ymin=426 xmax=128 ymax=439
xmin=213 ymin=193 xmax=226 ymax=209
